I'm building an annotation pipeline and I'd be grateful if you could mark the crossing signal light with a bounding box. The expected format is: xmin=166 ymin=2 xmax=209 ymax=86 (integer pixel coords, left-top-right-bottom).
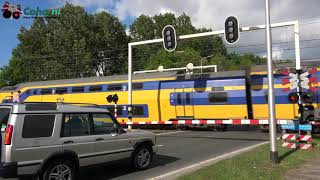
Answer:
xmin=224 ymin=16 xmax=239 ymax=44
xmin=287 ymin=92 xmax=315 ymax=104
xmin=301 ymin=92 xmax=314 ymax=104
xmin=162 ymin=25 xmax=177 ymax=52
xmin=288 ymin=92 xmax=299 ymax=103
xmin=106 ymin=94 xmax=119 ymax=103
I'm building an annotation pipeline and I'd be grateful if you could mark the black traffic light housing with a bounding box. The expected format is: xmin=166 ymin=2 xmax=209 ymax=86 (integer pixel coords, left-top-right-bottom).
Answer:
xmin=288 ymin=92 xmax=315 ymax=104
xmin=301 ymin=92 xmax=314 ymax=104
xmin=288 ymin=92 xmax=299 ymax=103
xmin=162 ymin=25 xmax=177 ymax=52
xmin=224 ymin=16 xmax=240 ymax=44
xmin=106 ymin=94 xmax=119 ymax=103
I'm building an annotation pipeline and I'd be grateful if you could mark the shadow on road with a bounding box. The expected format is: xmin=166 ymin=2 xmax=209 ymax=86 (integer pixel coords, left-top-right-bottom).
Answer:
xmin=78 ymin=154 xmax=179 ymax=180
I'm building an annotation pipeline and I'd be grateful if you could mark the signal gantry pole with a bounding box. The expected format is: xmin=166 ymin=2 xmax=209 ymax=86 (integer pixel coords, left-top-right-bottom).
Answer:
xmin=265 ymin=0 xmax=279 ymax=164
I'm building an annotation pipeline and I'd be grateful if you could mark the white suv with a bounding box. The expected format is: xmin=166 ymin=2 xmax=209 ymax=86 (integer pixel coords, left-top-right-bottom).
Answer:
xmin=0 ymin=103 xmax=157 ymax=180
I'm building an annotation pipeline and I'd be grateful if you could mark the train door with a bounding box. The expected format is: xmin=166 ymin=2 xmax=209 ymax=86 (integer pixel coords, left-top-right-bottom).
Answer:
xmin=174 ymin=88 xmax=194 ymax=119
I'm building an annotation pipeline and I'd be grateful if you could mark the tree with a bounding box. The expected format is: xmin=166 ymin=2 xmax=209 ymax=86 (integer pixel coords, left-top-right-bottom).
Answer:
xmin=0 ymin=3 xmax=129 ymax=86
xmin=129 ymin=13 xmax=227 ymax=71
xmin=145 ymin=47 xmax=202 ymax=70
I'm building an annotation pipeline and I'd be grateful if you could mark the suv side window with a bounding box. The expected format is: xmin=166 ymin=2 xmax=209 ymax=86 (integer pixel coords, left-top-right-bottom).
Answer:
xmin=63 ymin=114 xmax=91 ymax=137
xmin=0 ymin=108 xmax=10 ymax=132
xmin=92 ymin=113 xmax=117 ymax=134
xmin=22 ymin=115 xmax=55 ymax=138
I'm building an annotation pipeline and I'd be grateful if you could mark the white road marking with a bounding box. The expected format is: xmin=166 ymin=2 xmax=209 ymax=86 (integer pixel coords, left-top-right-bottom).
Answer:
xmin=156 ymin=131 xmax=184 ymax=136
xmin=149 ymin=141 xmax=269 ymax=180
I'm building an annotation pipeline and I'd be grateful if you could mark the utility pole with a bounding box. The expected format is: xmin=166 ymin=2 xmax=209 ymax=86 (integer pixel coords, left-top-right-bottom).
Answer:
xmin=265 ymin=0 xmax=279 ymax=164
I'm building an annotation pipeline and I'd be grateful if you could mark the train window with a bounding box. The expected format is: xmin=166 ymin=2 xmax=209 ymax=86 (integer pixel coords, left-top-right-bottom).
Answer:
xmin=133 ymin=83 xmax=143 ymax=90
xmin=33 ymin=89 xmax=38 ymax=95
xmin=55 ymin=87 xmax=68 ymax=94
xmin=40 ymin=88 xmax=52 ymax=95
xmin=177 ymin=93 xmax=182 ymax=105
xmin=107 ymin=84 xmax=122 ymax=91
xmin=212 ymin=87 xmax=224 ymax=91
xmin=208 ymin=92 xmax=227 ymax=104
xmin=89 ymin=85 xmax=102 ymax=92
xmin=132 ymin=106 xmax=144 ymax=116
xmin=186 ymin=93 xmax=191 ymax=104
xmin=106 ymin=106 xmax=123 ymax=115
xmin=72 ymin=86 xmax=84 ymax=93
xmin=25 ymin=89 xmax=30 ymax=95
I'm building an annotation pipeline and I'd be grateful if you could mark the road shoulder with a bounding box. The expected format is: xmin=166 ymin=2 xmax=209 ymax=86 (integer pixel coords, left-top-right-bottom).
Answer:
xmin=150 ymin=141 xmax=269 ymax=180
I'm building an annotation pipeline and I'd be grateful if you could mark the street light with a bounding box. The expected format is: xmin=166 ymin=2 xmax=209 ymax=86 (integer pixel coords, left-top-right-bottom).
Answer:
xmin=200 ymin=55 xmax=215 ymax=73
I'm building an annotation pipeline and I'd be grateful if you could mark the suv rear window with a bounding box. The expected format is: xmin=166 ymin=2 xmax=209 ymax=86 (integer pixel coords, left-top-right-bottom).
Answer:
xmin=22 ymin=115 xmax=55 ymax=138
xmin=0 ymin=108 xmax=11 ymax=132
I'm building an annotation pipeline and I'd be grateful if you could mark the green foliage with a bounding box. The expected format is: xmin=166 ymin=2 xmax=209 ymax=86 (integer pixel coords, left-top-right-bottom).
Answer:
xmin=0 ymin=3 xmax=128 ymax=86
xmin=145 ymin=47 xmax=202 ymax=70
xmin=129 ymin=13 xmax=230 ymax=71
xmin=0 ymin=6 xmax=268 ymax=87
xmin=179 ymin=138 xmax=320 ymax=180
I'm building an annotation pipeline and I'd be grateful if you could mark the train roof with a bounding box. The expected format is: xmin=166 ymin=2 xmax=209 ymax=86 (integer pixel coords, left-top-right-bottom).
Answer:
xmin=2 ymin=61 xmax=320 ymax=92
xmin=0 ymin=70 xmax=246 ymax=91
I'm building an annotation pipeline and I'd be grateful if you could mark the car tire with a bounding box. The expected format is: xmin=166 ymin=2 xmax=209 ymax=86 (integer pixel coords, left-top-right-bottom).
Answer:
xmin=41 ymin=159 xmax=76 ymax=180
xmin=132 ymin=145 xmax=153 ymax=170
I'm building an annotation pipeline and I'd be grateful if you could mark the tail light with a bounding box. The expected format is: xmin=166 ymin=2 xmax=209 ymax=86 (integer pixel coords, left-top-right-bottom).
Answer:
xmin=4 ymin=125 xmax=13 ymax=145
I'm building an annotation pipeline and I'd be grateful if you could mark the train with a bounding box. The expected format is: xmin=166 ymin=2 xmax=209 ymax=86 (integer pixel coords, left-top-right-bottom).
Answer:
xmin=0 ymin=63 xmax=319 ymax=131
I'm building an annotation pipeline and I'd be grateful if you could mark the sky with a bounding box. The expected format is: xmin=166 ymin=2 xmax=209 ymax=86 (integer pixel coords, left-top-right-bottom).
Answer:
xmin=0 ymin=0 xmax=320 ymax=67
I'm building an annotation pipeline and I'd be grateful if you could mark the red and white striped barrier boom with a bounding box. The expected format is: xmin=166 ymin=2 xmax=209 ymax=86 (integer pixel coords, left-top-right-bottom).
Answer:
xmin=120 ymin=119 xmax=295 ymax=125
xmin=281 ymin=134 xmax=312 ymax=142
xmin=282 ymin=142 xmax=298 ymax=149
xmin=282 ymin=142 xmax=312 ymax=150
xmin=299 ymin=144 xmax=312 ymax=150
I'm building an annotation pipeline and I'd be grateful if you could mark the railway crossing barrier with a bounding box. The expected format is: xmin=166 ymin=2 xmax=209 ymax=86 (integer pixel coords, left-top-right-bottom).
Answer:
xmin=281 ymin=123 xmax=313 ymax=150
xmin=120 ymin=119 xmax=295 ymax=125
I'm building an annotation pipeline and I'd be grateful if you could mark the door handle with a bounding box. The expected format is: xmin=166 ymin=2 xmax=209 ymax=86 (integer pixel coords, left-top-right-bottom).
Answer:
xmin=96 ymin=138 xmax=104 ymax=141
xmin=63 ymin=140 xmax=74 ymax=144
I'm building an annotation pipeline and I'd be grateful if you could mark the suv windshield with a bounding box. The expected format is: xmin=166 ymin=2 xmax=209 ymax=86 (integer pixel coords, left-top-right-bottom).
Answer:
xmin=0 ymin=108 xmax=11 ymax=132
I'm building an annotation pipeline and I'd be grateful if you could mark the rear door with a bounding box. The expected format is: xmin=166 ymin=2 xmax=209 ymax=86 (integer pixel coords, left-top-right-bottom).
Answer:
xmin=61 ymin=113 xmax=96 ymax=166
xmin=12 ymin=114 xmax=62 ymax=166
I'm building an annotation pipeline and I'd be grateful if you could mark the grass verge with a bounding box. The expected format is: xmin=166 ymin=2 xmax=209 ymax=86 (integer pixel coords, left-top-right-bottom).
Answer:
xmin=179 ymin=137 xmax=320 ymax=180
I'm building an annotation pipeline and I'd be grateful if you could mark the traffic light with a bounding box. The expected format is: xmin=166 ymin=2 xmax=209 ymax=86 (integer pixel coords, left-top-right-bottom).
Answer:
xmin=288 ymin=92 xmax=299 ymax=103
xmin=287 ymin=92 xmax=315 ymax=104
xmin=106 ymin=94 xmax=119 ymax=103
xmin=224 ymin=16 xmax=239 ymax=44
xmin=162 ymin=25 xmax=177 ymax=52
xmin=301 ymin=92 xmax=314 ymax=104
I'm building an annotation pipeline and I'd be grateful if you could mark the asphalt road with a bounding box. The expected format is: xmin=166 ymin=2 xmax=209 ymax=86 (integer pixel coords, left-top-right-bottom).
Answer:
xmin=4 ymin=126 xmax=269 ymax=180
xmin=78 ymin=126 xmax=269 ymax=180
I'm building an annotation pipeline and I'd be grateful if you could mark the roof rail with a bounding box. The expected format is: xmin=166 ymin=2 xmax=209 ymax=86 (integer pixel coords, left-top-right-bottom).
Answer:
xmin=21 ymin=102 xmax=102 ymax=108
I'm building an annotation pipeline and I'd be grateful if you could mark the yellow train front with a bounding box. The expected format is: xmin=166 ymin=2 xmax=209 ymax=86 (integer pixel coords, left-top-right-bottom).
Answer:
xmin=0 ymin=68 xmax=318 ymax=129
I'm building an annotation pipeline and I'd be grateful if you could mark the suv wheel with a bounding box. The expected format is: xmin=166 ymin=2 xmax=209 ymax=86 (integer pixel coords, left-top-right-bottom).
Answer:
xmin=132 ymin=145 xmax=152 ymax=170
xmin=41 ymin=159 xmax=76 ymax=180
